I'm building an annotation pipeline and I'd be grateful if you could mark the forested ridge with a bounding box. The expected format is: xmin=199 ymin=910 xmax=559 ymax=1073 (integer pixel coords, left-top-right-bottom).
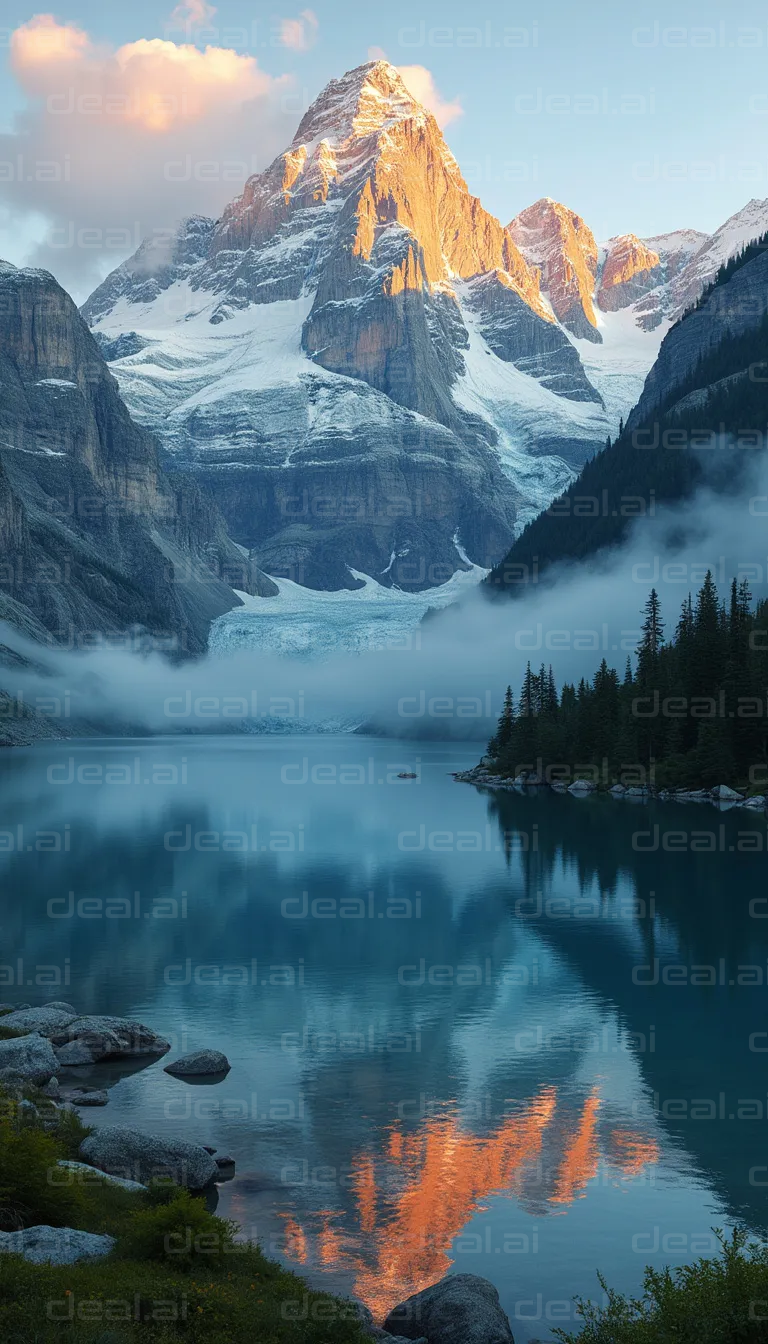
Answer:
xmin=487 ymin=238 xmax=768 ymax=592
xmin=487 ymin=575 xmax=768 ymax=790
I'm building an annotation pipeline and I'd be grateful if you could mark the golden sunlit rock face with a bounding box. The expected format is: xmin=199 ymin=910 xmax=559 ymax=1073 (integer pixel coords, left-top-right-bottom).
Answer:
xmin=276 ymin=1088 xmax=658 ymax=1323
xmin=508 ymin=198 xmax=602 ymax=343
xmin=597 ymin=234 xmax=662 ymax=312
xmin=209 ymin=61 xmax=554 ymax=417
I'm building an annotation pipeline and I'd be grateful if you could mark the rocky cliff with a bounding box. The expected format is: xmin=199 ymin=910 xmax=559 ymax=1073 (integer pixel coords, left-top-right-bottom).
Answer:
xmin=0 ymin=261 xmax=274 ymax=659
xmin=508 ymin=198 xmax=601 ymax=341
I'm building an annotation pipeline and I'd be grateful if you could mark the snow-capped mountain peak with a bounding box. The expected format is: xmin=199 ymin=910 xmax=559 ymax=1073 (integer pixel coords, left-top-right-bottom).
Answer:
xmin=79 ymin=60 xmax=768 ymax=596
xmin=291 ymin=60 xmax=428 ymax=150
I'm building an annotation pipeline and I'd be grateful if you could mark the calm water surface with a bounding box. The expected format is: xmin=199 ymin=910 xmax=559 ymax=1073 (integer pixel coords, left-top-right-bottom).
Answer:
xmin=2 ymin=735 xmax=766 ymax=1339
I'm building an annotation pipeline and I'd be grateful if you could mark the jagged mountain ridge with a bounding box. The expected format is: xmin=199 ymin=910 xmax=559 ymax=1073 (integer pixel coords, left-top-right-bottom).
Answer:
xmin=486 ymin=238 xmax=768 ymax=591
xmin=81 ymin=60 xmax=768 ymax=592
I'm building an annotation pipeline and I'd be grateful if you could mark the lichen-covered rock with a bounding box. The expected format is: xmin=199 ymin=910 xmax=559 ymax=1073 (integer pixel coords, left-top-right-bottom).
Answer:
xmin=0 ymin=1007 xmax=76 ymax=1036
xmin=79 ymin=1125 xmax=218 ymax=1190
xmin=50 ymin=1016 xmax=170 ymax=1061
xmin=0 ymin=1225 xmax=115 ymax=1265
xmin=0 ymin=1033 xmax=58 ymax=1085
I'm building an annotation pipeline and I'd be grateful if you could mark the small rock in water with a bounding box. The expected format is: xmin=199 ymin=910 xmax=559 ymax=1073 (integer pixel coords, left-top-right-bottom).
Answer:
xmin=711 ymin=783 xmax=744 ymax=801
xmin=62 ymin=1087 xmax=109 ymax=1107
xmin=164 ymin=1049 xmax=231 ymax=1078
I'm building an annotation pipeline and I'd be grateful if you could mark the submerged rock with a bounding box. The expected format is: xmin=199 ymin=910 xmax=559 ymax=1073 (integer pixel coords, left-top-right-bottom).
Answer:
xmin=384 ymin=1273 xmax=515 ymax=1344
xmin=0 ymin=1225 xmax=115 ymax=1265
xmin=79 ymin=1125 xmax=218 ymax=1190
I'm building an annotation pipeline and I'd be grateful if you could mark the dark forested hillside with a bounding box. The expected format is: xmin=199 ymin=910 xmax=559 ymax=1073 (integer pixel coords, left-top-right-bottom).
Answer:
xmin=487 ymin=239 xmax=768 ymax=592
xmin=487 ymin=577 xmax=768 ymax=791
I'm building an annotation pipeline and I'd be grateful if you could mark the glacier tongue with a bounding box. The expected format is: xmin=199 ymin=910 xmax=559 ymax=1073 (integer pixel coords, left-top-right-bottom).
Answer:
xmin=209 ymin=565 xmax=486 ymax=659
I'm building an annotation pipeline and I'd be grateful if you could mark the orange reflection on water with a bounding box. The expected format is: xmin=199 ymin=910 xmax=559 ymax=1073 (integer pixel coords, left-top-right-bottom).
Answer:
xmin=278 ymin=1089 xmax=658 ymax=1321
xmin=551 ymin=1091 xmax=601 ymax=1205
xmin=352 ymin=1087 xmax=557 ymax=1316
xmin=281 ymin=1214 xmax=308 ymax=1264
xmin=607 ymin=1128 xmax=660 ymax=1176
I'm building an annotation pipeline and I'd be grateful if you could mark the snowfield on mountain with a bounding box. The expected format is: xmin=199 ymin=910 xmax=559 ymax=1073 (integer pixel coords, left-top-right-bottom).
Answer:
xmin=82 ymin=59 xmax=768 ymax=596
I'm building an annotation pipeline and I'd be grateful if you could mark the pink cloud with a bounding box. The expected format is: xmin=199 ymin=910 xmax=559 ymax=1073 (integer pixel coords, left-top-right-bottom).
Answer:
xmin=397 ymin=64 xmax=463 ymax=129
xmin=4 ymin=14 xmax=297 ymax=295
xmin=169 ymin=0 xmax=218 ymax=26
xmin=279 ymin=9 xmax=319 ymax=52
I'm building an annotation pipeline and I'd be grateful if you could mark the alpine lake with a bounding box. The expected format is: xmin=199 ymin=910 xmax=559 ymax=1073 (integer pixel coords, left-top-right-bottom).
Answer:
xmin=2 ymin=735 xmax=766 ymax=1340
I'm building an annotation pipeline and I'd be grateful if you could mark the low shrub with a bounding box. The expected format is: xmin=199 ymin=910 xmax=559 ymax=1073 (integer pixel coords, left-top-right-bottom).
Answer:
xmin=557 ymin=1229 xmax=768 ymax=1343
xmin=118 ymin=1188 xmax=238 ymax=1270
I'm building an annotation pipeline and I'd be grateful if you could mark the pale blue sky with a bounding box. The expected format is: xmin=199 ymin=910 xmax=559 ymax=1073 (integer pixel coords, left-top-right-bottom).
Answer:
xmin=2 ymin=0 xmax=768 ymax=246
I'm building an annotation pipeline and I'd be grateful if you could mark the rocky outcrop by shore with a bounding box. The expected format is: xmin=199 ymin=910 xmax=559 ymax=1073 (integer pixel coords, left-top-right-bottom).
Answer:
xmin=454 ymin=764 xmax=767 ymax=812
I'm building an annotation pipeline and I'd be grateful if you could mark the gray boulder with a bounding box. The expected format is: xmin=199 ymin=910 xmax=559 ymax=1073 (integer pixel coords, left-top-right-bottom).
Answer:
xmin=0 ymin=1033 xmax=58 ymax=1085
xmin=79 ymin=1125 xmax=218 ymax=1190
xmin=50 ymin=1016 xmax=170 ymax=1061
xmin=164 ymin=1049 xmax=230 ymax=1078
xmin=56 ymin=1160 xmax=147 ymax=1193
xmin=711 ymin=784 xmax=744 ymax=801
xmin=61 ymin=1087 xmax=109 ymax=1106
xmin=347 ymin=1300 xmax=427 ymax=1344
xmin=383 ymin=1274 xmax=515 ymax=1344
xmin=0 ymin=1225 xmax=115 ymax=1265
xmin=45 ymin=1001 xmax=77 ymax=1014
xmin=0 ymin=1007 xmax=76 ymax=1036
xmin=55 ymin=1032 xmax=123 ymax=1066
xmin=568 ymin=779 xmax=596 ymax=794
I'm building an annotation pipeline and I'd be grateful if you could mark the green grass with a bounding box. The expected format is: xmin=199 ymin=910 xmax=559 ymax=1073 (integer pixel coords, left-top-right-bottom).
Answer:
xmin=0 ymin=1085 xmax=368 ymax=1343
xmin=556 ymin=1229 xmax=768 ymax=1343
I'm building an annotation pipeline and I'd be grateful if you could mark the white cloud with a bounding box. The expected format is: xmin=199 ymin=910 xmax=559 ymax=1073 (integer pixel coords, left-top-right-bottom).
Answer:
xmin=278 ymin=10 xmax=319 ymax=52
xmin=1 ymin=13 xmax=296 ymax=297
xmin=169 ymin=0 xmax=218 ymax=26
xmin=397 ymin=64 xmax=463 ymax=129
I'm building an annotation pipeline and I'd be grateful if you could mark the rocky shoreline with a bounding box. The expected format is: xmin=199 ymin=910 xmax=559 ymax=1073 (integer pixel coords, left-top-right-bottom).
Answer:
xmin=2 ymin=1000 xmax=512 ymax=1343
xmin=453 ymin=763 xmax=768 ymax=813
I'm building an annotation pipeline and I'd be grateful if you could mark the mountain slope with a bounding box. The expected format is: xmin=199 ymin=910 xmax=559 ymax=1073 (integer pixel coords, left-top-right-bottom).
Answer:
xmin=82 ymin=62 xmax=613 ymax=590
xmin=486 ymin=244 xmax=768 ymax=591
xmin=0 ymin=261 xmax=274 ymax=655
xmin=81 ymin=63 xmax=768 ymax=595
